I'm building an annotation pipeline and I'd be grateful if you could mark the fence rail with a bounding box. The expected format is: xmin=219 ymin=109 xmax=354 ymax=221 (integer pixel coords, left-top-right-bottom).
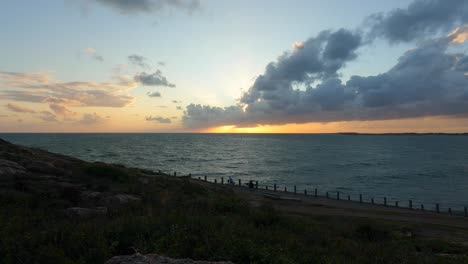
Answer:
xmin=175 ymin=172 xmax=468 ymax=218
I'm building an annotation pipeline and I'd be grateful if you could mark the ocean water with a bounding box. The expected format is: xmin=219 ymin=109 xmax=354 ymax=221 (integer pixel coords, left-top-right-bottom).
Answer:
xmin=1 ymin=133 xmax=468 ymax=211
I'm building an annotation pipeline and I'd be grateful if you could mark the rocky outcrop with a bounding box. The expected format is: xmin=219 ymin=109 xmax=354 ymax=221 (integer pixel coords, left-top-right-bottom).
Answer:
xmin=24 ymin=160 xmax=66 ymax=175
xmin=102 ymin=194 xmax=141 ymax=209
xmin=65 ymin=207 xmax=108 ymax=218
xmin=0 ymin=159 xmax=26 ymax=176
xmin=105 ymin=253 xmax=234 ymax=264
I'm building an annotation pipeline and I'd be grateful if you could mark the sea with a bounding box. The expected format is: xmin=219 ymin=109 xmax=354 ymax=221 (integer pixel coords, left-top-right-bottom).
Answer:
xmin=1 ymin=133 xmax=468 ymax=211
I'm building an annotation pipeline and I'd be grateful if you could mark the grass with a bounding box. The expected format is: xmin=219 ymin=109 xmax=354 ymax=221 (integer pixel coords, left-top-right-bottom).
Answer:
xmin=0 ymin=163 xmax=467 ymax=264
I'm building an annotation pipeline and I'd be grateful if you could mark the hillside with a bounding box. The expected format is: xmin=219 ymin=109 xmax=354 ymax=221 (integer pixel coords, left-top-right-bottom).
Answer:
xmin=0 ymin=138 xmax=467 ymax=263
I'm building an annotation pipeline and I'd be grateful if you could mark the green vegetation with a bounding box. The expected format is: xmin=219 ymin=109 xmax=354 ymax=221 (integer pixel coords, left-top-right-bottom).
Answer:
xmin=1 ymin=163 xmax=468 ymax=264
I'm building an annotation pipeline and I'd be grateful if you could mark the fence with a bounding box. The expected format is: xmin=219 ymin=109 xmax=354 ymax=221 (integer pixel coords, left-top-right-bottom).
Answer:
xmin=173 ymin=172 xmax=468 ymax=218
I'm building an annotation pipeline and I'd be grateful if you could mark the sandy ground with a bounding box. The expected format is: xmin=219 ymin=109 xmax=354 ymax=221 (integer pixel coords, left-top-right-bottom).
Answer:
xmin=192 ymin=179 xmax=468 ymax=244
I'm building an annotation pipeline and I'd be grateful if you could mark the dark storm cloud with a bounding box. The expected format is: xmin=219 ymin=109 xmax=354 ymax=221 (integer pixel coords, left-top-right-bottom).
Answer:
xmin=128 ymin=54 xmax=149 ymax=68
xmin=93 ymin=0 xmax=200 ymax=15
xmin=145 ymin=116 xmax=172 ymax=124
xmin=240 ymin=28 xmax=361 ymax=105
xmin=368 ymin=0 xmax=468 ymax=43
xmin=134 ymin=70 xmax=175 ymax=87
xmin=182 ymin=37 xmax=468 ymax=128
xmin=455 ymin=55 xmax=468 ymax=71
xmin=182 ymin=0 xmax=468 ymax=129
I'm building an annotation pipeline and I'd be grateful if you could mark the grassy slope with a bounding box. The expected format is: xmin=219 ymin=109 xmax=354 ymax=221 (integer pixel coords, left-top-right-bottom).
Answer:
xmin=0 ymin=146 xmax=467 ymax=263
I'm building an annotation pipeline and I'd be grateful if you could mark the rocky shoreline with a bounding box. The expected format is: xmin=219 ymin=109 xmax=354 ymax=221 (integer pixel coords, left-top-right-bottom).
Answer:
xmin=0 ymin=138 xmax=231 ymax=263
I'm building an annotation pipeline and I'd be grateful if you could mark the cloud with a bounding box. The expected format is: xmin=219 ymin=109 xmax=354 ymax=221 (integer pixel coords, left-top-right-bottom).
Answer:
xmin=134 ymin=70 xmax=175 ymax=87
xmin=128 ymin=54 xmax=149 ymax=68
xmin=176 ymin=106 xmax=182 ymax=110
xmin=239 ymin=28 xmax=361 ymax=106
xmin=182 ymin=36 xmax=468 ymax=128
xmin=78 ymin=112 xmax=106 ymax=125
xmin=91 ymin=0 xmax=200 ymax=15
xmin=145 ymin=115 xmax=172 ymax=124
xmin=147 ymin=91 xmax=161 ymax=97
xmin=0 ymin=71 xmax=136 ymax=108
xmin=172 ymin=100 xmax=181 ymax=103
xmin=6 ymin=103 xmax=36 ymax=113
xmin=368 ymin=0 xmax=468 ymax=43
xmin=85 ymin=48 xmax=104 ymax=62
xmin=448 ymin=24 xmax=468 ymax=43
xmin=49 ymin=103 xmax=76 ymax=118
xmin=38 ymin=111 xmax=58 ymax=122
xmin=182 ymin=0 xmax=468 ymax=129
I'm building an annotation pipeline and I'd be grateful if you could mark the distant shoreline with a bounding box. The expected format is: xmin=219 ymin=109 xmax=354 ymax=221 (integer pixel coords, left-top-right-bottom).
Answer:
xmin=0 ymin=132 xmax=467 ymax=135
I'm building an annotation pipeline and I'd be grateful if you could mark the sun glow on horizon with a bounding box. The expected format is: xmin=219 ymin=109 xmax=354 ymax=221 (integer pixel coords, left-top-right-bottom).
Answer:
xmin=202 ymin=117 xmax=468 ymax=134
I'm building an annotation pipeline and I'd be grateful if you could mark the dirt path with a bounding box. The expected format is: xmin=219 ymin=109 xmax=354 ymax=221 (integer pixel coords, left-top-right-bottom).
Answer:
xmin=193 ymin=179 xmax=468 ymax=244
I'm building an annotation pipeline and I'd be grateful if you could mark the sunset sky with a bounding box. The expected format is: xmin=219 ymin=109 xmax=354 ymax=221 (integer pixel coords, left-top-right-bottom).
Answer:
xmin=1 ymin=0 xmax=468 ymax=133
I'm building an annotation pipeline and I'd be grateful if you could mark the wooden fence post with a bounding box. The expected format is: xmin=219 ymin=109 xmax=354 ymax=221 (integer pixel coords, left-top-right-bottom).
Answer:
xmin=255 ymin=181 xmax=258 ymax=189
xmin=347 ymin=195 xmax=350 ymax=201
xmin=238 ymin=179 xmax=241 ymax=186
xmin=174 ymin=172 xmax=176 ymax=176
xmin=221 ymin=177 xmax=224 ymax=184
xmin=359 ymin=194 xmax=362 ymax=203
xmin=395 ymin=201 xmax=399 ymax=207
xmin=337 ymin=191 xmax=340 ymax=200
xmin=315 ymin=188 xmax=318 ymax=197
xmin=284 ymin=187 xmax=287 ymax=192
xmin=214 ymin=179 xmax=217 ymax=184
xmin=326 ymin=192 xmax=329 ymax=199
xmin=449 ymin=208 xmax=452 ymax=215
xmin=266 ymin=185 xmax=269 ymax=190
xmin=409 ymin=200 xmax=413 ymax=209
xmin=204 ymin=175 xmax=207 ymax=181
xmin=420 ymin=204 xmax=424 ymax=211
xmin=294 ymin=185 xmax=297 ymax=194
xmin=189 ymin=173 xmax=191 ymax=177
xmin=436 ymin=203 xmax=440 ymax=213
xmin=384 ymin=197 xmax=387 ymax=206
xmin=274 ymin=184 xmax=277 ymax=192
xmin=304 ymin=189 xmax=307 ymax=196
xmin=371 ymin=198 xmax=374 ymax=204
xmin=198 ymin=177 xmax=201 ymax=180
xmin=465 ymin=207 xmax=467 ymax=217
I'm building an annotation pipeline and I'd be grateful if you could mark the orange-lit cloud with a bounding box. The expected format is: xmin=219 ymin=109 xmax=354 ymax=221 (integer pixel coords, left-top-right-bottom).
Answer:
xmin=449 ymin=25 xmax=468 ymax=43
xmin=6 ymin=103 xmax=36 ymax=113
xmin=49 ymin=104 xmax=77 ymax=119
xmin=0 ymin=71 xmax=136 ymax=107
xmin=78 ymin=112 xmax=107 ymax=125
xmin=292 ymin=41 xmax=305 ymax=50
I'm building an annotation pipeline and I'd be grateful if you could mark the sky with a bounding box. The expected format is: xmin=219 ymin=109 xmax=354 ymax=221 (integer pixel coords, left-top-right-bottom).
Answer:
xmin=1 ymin=0 xmax=468 ymax=133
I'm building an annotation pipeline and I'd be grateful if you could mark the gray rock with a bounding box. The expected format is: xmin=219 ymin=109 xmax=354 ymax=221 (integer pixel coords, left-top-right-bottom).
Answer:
xmin=65 ymin=207 xmax=107 ymax=218
xmin=0 ymin=159 xmax=26 ymax=176
xmin=105 ymin=253 xmax=234 ymax=264
xmin=25 ymin=160 xmax=66 ymax=175
xmin=81 ymin=191 xmax=103 ymax=200
xmin=102 ymin=194 xmax=141 ymax=208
